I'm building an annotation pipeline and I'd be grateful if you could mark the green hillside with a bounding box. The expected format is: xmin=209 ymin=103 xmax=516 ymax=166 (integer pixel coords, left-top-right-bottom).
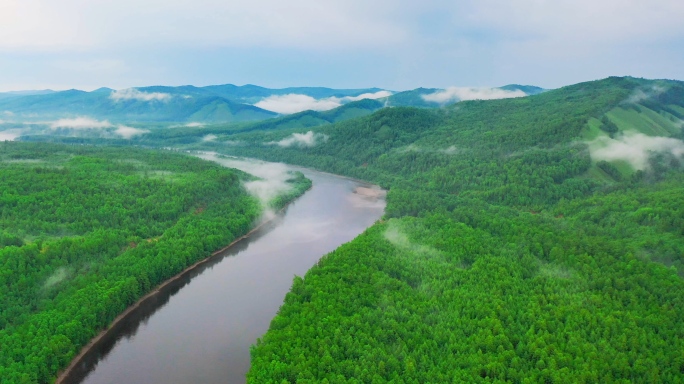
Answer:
xmin=499 ymin=84 xmax=546 ymax=95
xmin=218 ymin=99 xmax=385 ymax=134
xmin=385 ymin=88 xmax=442 ymax=107
xmin=6 ymin=76 xmax=684 ymax=382
xmin=0 ymin=142 xmax=310 ymax=383
xmin=385 ymin=85 xmax=545 ymax=108
xmin=205 ymin=77 xmax=684 ymax=383
xmin=14 ymin=99 xmax=385 ymax=147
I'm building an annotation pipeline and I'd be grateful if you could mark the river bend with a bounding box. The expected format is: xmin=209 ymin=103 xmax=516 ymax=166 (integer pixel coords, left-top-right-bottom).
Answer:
xmin=66 ymin=163 xmax=385 ymax=384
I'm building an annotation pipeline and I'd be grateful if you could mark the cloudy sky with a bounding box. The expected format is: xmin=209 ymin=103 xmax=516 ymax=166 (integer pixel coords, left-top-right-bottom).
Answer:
xmin=0 ymin=0 xmax=683 ymax=91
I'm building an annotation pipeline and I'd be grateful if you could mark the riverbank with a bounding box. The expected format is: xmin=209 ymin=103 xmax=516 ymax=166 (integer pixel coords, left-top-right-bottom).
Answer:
xmin=55 ymin=183 xmax=312 ymax=384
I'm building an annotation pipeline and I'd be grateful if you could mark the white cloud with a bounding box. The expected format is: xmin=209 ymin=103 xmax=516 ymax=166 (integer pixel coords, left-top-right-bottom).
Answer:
xmin=440 ymin=145 xmax=459 ymax=155
xmin=46 ymin=117 xmax=147 ymax=138
xmin=1 ymin=1 xmax=683 ymax=92
xmin=399 ymin=144 xmax=460 ymax=155
xmin=588 ymin=131 xmax=684 ymax=170
xmin=43 ymin=267 xmax=70 ymax=290
xmin=169 ymin=122 xmax=205 ymax=128
xmin=0 ymin=0 xmax=93 ymax=51
xmin=0 ymin=129 xmax=23 ymax=141
xmin=110 ymin=88 xmax=172 ymax=102
xmin=255 ymin=94 xmax=341 ymax=114
xmin=202 ymin=134 xmax=217 ymax=142
xmin=342 ymin=90 xmax=392 ymax=102
xmin=3 ymin=1 xmax=682 ymax=54
xmin=383 ymin=219 xmax=440 ymax=256
xmin=0 ymin=1 xmax=408 ymax=52
xmin=467 ymin=0 xmax=684 ymax=45
xmin=268 ymin=131 xmax=329 ymax=148
xmin=114 ymin=125 xmax=149 ymax=139
xmin=195 ymin=152 xmax=297 ymax=215
xmin=255 ymin=91 xmax=392 ymax=114
xmin=422 ymin=87 xmax=527 ymax=104
xmin=49 ymin=117 xmax=113 ymax=129
xmin=625 ymin=85 xmax=666 ymax=104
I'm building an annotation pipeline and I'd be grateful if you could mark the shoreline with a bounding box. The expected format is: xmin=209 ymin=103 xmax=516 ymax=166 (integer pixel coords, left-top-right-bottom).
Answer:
xmin=54 ymin=186 xmax=311 ymax=384
xmin=203 ymin=151 xmax=385 ymax=190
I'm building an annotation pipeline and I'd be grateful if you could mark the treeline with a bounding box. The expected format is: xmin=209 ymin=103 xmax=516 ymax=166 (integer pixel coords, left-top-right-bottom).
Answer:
xmin=237 ymin=77 xmax=684 ymax=382
xmin=0 ymin=142 xmax=309 ymax=383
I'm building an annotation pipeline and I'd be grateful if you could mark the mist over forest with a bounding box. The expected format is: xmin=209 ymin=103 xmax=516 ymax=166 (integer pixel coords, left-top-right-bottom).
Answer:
xmin=2 ymin=75 xmax=684 ymax=383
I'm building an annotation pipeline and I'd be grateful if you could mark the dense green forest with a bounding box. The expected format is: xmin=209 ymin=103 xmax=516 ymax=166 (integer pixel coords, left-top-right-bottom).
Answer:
xmin=0 ymin=142 xmax=310 ymax=383
xmin=5 ymin=76 xmax=684 ymax=382
xmin=208 ymin=77 xmax=684 ymax=382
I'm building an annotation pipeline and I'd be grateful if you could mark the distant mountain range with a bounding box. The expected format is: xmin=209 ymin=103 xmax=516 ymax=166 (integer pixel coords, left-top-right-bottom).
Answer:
xmin=0 ymin=83 xmax=545 ymax=125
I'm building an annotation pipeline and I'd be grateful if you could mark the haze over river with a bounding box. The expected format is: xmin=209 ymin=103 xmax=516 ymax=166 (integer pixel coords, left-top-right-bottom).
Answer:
xmin=65 ymin=159 xmax=385 ymax=384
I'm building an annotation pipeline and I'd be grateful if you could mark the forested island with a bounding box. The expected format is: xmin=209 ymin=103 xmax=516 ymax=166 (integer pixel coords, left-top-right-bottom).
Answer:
xmin=0 ymin=143 xmax=310 ymax=383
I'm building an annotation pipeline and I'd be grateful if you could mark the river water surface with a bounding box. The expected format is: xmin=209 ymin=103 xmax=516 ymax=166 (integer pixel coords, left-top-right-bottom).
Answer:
xmin=66 ymin=161 xmax=385 ymax=384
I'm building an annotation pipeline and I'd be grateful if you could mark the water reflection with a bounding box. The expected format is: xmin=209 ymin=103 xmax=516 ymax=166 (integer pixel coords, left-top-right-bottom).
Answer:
xmin=67 ymin=167 xmax=384 ymax=384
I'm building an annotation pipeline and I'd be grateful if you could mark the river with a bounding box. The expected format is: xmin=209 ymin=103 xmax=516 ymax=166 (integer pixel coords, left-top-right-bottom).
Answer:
xmin=63 ymin=159 xmax=385 ymax=384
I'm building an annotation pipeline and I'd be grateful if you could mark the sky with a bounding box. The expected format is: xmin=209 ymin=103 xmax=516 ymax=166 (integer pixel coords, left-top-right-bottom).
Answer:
xmin=0 ymin=0 xmax=683 ymax=92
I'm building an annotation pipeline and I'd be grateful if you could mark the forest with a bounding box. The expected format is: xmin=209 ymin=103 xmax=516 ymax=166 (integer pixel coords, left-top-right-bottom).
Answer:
xmin=212 ymin=77 xmax=684 ymax=383
xmin=3 ymin=76 xmax=684 ymax=382
xmin=0 ymin=142 xmax=310 ymax=383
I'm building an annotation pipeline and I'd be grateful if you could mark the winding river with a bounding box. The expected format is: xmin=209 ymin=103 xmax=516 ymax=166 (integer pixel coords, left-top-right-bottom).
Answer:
xmin=63 ymin=159 xmax=385 ymax=384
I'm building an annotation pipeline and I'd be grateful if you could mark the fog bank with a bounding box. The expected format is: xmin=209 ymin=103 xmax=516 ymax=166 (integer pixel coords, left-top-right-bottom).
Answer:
xmin=588 ymin=131 xmax=684 ymax=170
xmin=422 ymin=87 xmax=526 ymax=104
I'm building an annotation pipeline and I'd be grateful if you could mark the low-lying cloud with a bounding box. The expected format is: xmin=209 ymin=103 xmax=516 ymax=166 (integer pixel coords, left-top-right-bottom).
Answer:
xmin=202 ymin=134 xmax=218 ymax=142
xmin=255 ymin=94 xmax=341 ymax=114
xmin=343 ymin=90 xmax=392 ymax=102
xmin=0 ymin=129 xmax=23 ymax=141
xmin=110 ymin=88 xmax=172 ymax=102
xmin=47 ymin=117 xmax=147 ymax=139
xmin=50 ymin=117 xmax=113 ymax=129
xmin=268 ymin=131 xmax=329 ymax=148
xmin=169 ymin=122 xmax=205 ymax=128
xmin=588 ymin=132 xmax=684 ymax=170
xmin=254 ymin=90 xmax=391 ymax=114
xmin=383 ymin=219 xmax=440 ymax=257
xmin=422 ymin=87 xmax=527 ymax=104
xmin=195 ymin=152 xmax=297 ymax=218
xmin=43 ymin=267 xmax=71 ymax=290
xmin=398 ymin=144 xmax=460 ymax=155
xmin=114 ymin=125 xmax=149 ymax=139
xmin=625 ymin=85 xmax=666 ymax=104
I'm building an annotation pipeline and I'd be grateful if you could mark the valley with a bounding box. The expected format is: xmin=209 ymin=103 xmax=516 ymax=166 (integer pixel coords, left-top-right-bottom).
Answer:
xmin=1 ymin=76 xmax=683 ymax=383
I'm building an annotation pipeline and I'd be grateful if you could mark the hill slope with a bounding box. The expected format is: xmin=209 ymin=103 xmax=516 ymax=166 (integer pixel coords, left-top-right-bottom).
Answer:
xmin=385 ymin=84 xmax=545 ymax=108
xmin=0 ymin=142 xmax=312 ymax=382
xmin=8 ymin=76 xmax=684 ymax=382
xmin=211 ymin=77 xmax=684 ymax=383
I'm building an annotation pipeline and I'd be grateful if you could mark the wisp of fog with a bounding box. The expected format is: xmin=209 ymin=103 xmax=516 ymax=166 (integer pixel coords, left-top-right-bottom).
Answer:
xmin=588 ymin=131 xmax=684 ymax=170
xmin=196 ymin=152 xmax=297 ymax=219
